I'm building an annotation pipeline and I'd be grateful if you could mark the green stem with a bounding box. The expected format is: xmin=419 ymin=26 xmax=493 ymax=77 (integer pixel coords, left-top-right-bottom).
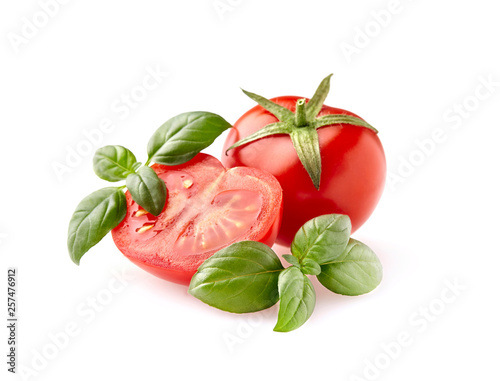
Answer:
xmin=295 ymin=99 xmax=308 ymax=127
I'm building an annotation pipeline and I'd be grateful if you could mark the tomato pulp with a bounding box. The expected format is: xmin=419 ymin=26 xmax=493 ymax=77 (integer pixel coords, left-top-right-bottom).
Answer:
xmin=112 ymin=154 xmax=283 ymax=285
xmin=222 ymin=96 xmax=386 ymax=246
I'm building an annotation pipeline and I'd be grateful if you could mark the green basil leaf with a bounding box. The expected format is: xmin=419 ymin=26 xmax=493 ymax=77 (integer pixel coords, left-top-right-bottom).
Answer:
xmin=93 ymin=145 xmax=138 ymax=182
xmin=126 ymin=166 xmax=166 ymax=216
xmin=274 ymin=267 xmax=316 ymax=332
xmin=282 ymin=254 xmax=300 ymax=267
xmin=317 ymin=238 xmax=383 ymax=296
xmin=68 ymin=187 xmax=127 ymax=265
xmin=147 ymin=112 xmax=232 ymax=165
xmin=189 ymin=241 xmax=284 ymax=313
xmin=300 ymin=259 xmax=321 ymax=276
xmin=291 ymin=214 xmax=351 ymax=265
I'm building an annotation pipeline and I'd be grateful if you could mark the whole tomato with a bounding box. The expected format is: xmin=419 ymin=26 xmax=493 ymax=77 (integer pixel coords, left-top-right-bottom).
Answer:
xmin=222 ymin=75 xmax=385 ymax=246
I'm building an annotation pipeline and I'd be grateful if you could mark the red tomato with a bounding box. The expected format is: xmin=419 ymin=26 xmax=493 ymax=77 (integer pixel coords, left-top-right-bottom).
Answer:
xmin=222 ymin=96 xmax=385 ymax=246
xmin=112 ymin=154 xmax=283 ymax=285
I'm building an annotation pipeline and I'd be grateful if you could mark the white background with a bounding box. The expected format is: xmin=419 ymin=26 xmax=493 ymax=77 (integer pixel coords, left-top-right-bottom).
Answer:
xmin=1 ymin=1 xmax=499 ymax=380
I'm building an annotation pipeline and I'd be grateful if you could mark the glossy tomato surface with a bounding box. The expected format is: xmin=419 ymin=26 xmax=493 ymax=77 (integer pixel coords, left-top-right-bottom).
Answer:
xmin=222 ymin=96 xmax=386 ymax=246
xmin=112 ymin=154 xmax=282 ymax=285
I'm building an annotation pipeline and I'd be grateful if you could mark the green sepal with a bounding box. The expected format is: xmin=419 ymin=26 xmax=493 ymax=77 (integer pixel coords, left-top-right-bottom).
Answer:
xmin=290 ymin=127 xmax=321 ymax=190
xmin=313 ymin=114 xmax=378 ymax=133
xmin=225 ymin=122 xmax=292 ymax=155
xmin=305 ymin=73 xmax=332 ymax=120
xmin=233 ymin=75 xmax=378 ymax=190
xmin=241 ymin=89 xmax=295 ymax=123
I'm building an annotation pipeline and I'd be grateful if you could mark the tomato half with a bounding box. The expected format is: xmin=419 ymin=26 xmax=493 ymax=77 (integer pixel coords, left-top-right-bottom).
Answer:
xmin=222 ymin=96 xmax=386 ymax=246
xmin=112 ymin=153 xmax=283 ymax=285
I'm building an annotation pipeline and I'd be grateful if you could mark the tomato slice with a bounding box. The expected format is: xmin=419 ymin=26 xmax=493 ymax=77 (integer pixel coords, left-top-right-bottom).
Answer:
xmin=111 ymin=154 xmax=282 ymax=285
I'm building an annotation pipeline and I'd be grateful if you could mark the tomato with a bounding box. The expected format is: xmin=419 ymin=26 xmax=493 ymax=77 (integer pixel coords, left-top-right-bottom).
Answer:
xmin=222 ymin=95 xmax=385 ymax=247
xmin=111 ymin=153 xmax=283 ymax=285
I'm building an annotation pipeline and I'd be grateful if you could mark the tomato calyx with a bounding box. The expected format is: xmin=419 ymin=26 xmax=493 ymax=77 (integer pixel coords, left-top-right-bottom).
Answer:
xmin=225 ymin=74 xmax=378 ymax=190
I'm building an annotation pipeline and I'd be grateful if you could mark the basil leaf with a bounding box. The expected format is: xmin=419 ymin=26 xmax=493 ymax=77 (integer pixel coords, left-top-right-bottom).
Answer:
xmin=300 ymin=259 xmax=321 ymax=276
xmin=93 ymin=145 xmax=139 ymax=182
xmin=291 ymin=214 xmax=351 ymax=265
xmin=147 ymin=112 xmax=232 ymax=165
xmin=68 ymin=187 xmax=127 ymax=265
xmin=126 ymin=166 xmax=167 ymax=216
xmin=282 ymin=254 xmax=300 ymax=267
xmin=317 ymin=238 xmax=383 ymax=296
xmin=189 ymin=241 xmax=284 ymax=313
xmin=274 ymin=267 xmax=316 ymax=332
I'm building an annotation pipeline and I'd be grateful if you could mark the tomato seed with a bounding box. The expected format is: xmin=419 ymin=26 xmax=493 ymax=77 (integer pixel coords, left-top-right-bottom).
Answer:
xmin=134 ymin=209 xmax=148 ymax=217
xmin=136 ymin=223 xmax=154 ymax=233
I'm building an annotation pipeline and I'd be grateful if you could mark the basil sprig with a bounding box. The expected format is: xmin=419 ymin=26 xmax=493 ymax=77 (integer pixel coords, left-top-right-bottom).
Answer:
xmin=68 ymin=111 xmax=231 ymax=265
xmin=189 ymin=213 xmax=383 ymax=332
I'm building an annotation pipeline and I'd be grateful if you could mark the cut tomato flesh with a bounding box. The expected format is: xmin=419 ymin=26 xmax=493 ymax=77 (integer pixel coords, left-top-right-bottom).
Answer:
xmin=111 ymin=154 xmax=282 ymax=285
xmin=175 ymin=189 xmax=263 ymax=256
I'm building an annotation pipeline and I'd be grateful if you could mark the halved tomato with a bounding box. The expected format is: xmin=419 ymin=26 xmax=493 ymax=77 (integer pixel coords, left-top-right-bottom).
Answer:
xmin=111 ymin=153 xmax=283 ymax=285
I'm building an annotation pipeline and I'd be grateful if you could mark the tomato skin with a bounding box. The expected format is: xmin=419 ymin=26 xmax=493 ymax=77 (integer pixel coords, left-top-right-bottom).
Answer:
xmin=222 ymin=96 xmax=386 ymax=246
xmin=127 ymin=258 xmax=195 ymax=285
xmin=112 ymin=154 xmax=283 ymax=286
